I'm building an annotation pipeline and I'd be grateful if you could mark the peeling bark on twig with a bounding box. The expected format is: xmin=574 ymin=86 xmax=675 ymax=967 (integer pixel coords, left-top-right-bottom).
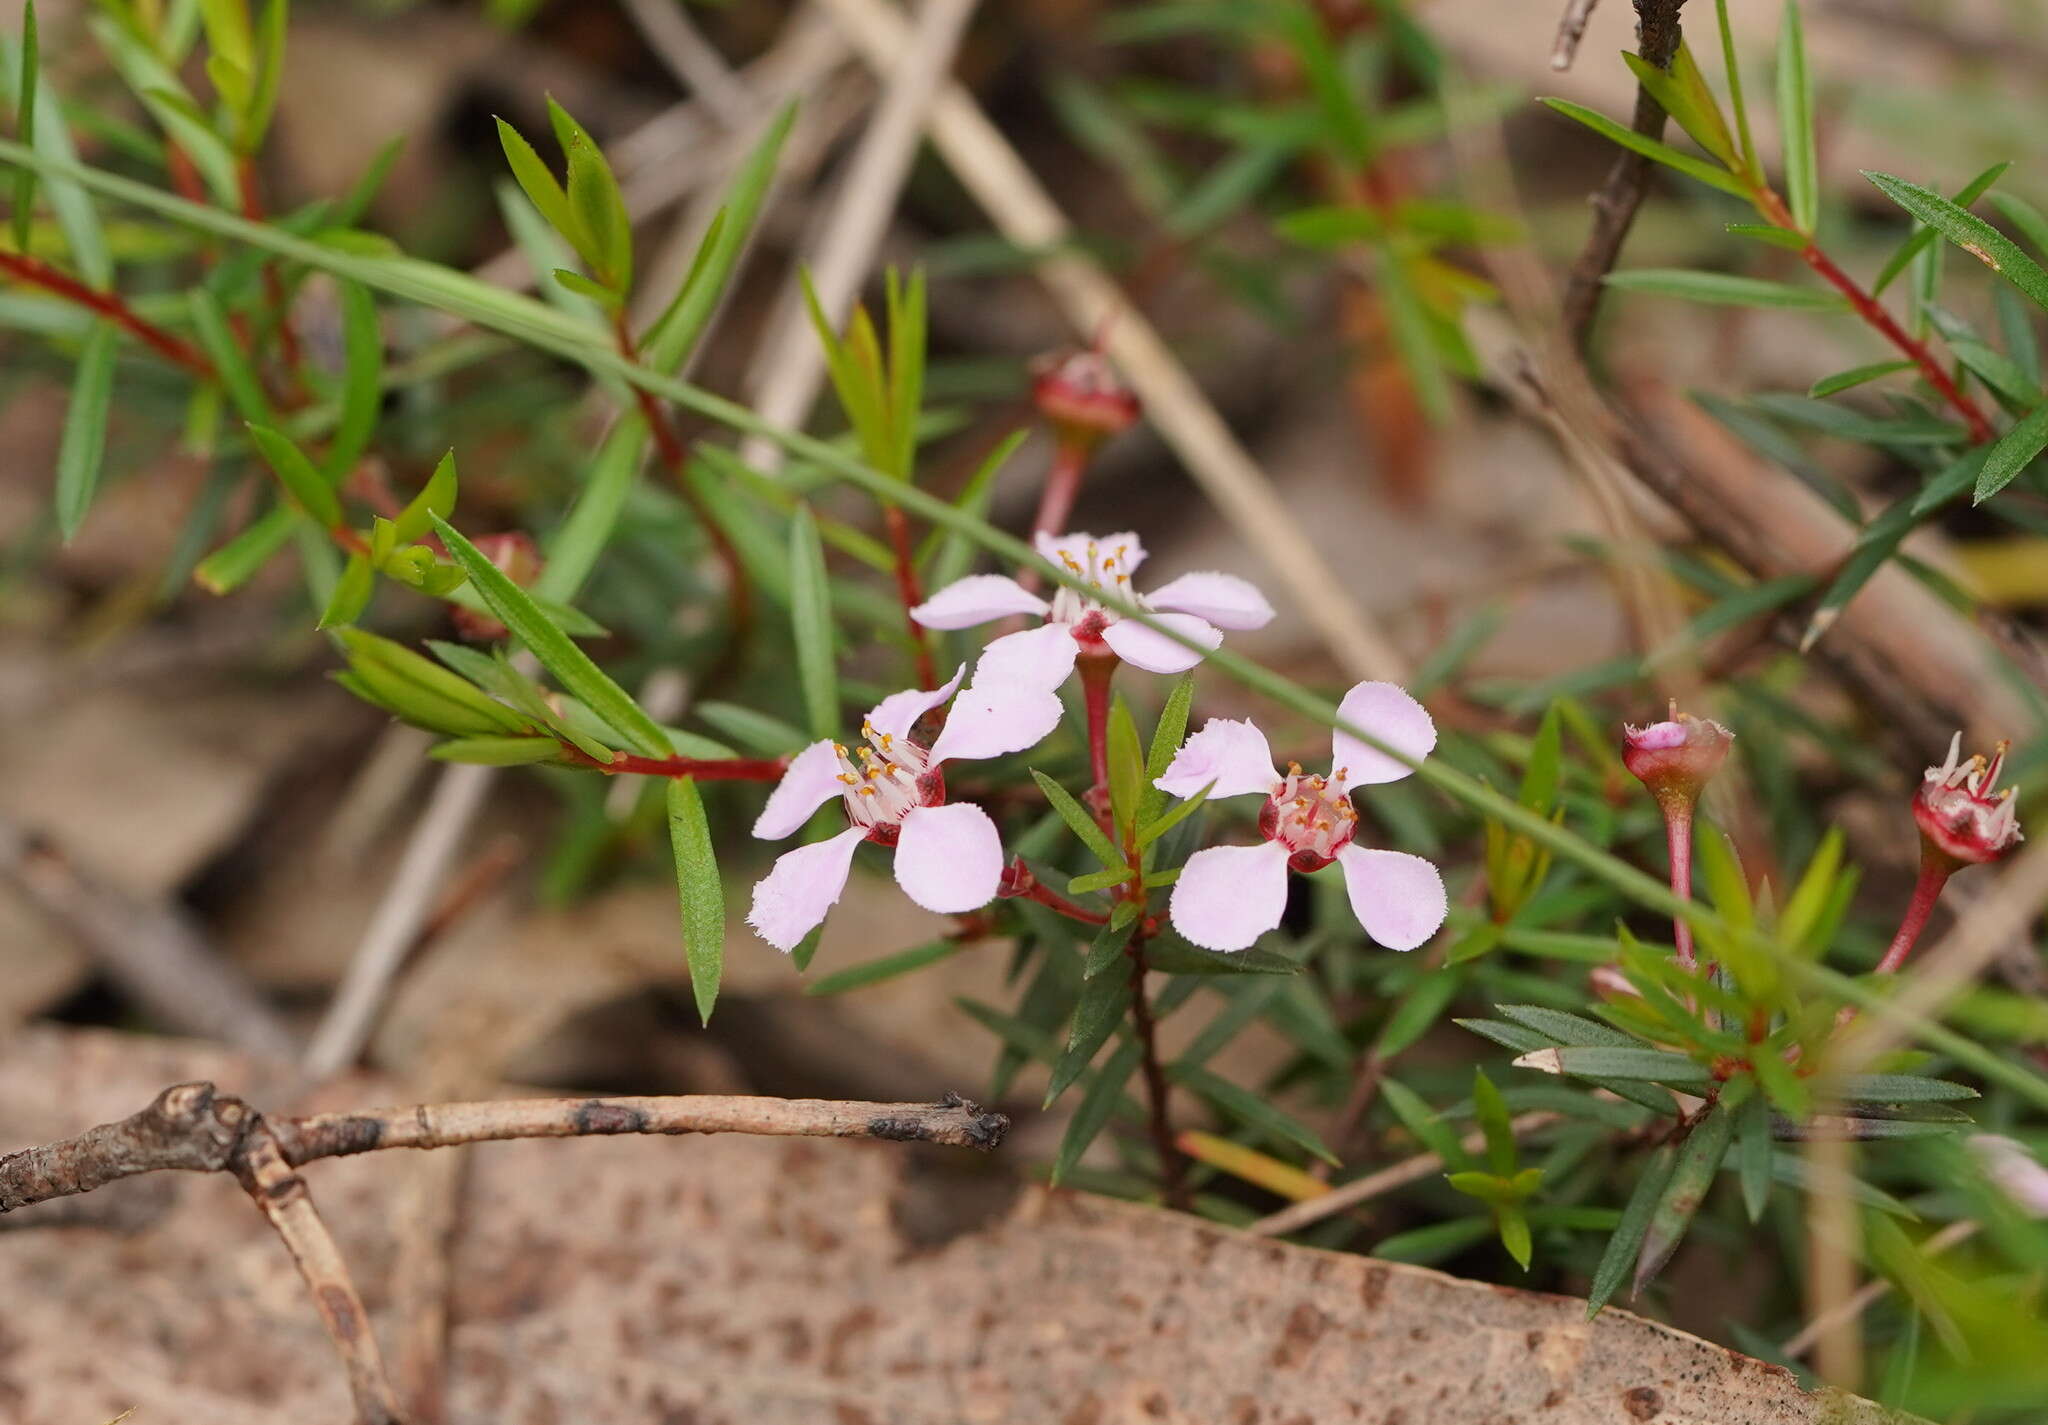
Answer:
xmin=1561 ymin=0 xmax=1690 ymax=345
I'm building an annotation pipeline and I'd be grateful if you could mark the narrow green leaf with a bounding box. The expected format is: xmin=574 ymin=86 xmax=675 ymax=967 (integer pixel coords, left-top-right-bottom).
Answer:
xmin=1809 ymin=359 xmax=1914 ymax=398
xmin=1030 ymin=770 xmax=1128 ymax=871
xmin=806 ymin=939 xmax=964 ymax=996
xmin=1376 ymin=966 xmax=1464 ymax=1057
xmin=245 ymin=423 xmax=342 ymax=527
xmin=1586 ymin=1142 xmax=1676 ymax=1317
xmin=1725 ymin=222 xmax=1806 ymax=251
xmin=788 ymin=503 xmax=839 ymax=740
xmin=1107 ymin=693 xmax=1145 ymax=839
xmin=1711 ymin=0 xmax=1759 ymax=182
xmin=536 ymin=414 xmax=647 ymax=603
xmin=1803 ymin=447 xmax=1990 ymax=647
xmin=1865 ymin=170 xmax=2048 ymax=314
xmin=1836 ymin=1073 xmax=1978 ymax=1104
xmin=1514 ymin=1046 xmax=1711 ymax=1084
xmin=1972 ymin=403 xmax=2048 ymax=504
xmin=431 ymin=513 xmax=668 ymax=758
xmin=53 ymin=318 xmax=117 ymax=540
xmin=1539 ymin=98 xmax=1751 ymax=199
xmin=644 ymin=103 xmax=794 ymax=372
xmin=195 ymin=503 xmax=295 ymax=593
xmin=1045 ymin=968 xmax=1132 ymax=1107
xmin=1473 ymin=1069 xmax=1517 ymax=1175
xmin=188 ymin=288 xmax=275 ymax=425
xmin=392 ymin=450 xmax=457 ymax=543
xmin=1170 ymin=1062 xmax=1337 ymax=1166
xmin=1776 ymin=1 xmax=1817 ymax=233
xmin=321 ymin=280 xmax=383 ymax=482
xmin=666 ymin=777 xmax=724 ymax=1024
xmin=1634 ymin=1099 xmax=1735 ymax=1295
xmin=1066 ymin=865 xmax=1134 ymax=896
xmin=1736 ymin=1086 xmax=1772 ymax=1222
xmin=428 ymin=735 xmax=563 ymax=766
xmin=1051 ymin=1040 xmax=1141 ymax=1186
xmin=318 ymin=552 xmax=373 ymax=628
xmin=1603 ymin=268 xmax=1841 ymax=310
xmin=1137 ymin=781 xmax=1209 ymax=851
xmin=554 ymin=98 xmax=630 ymax=290
xmin=494 ymin=116 xmax=572 ymax=240
xmin=1873 ymin=161 xmax=2012 ymax=296
xmin=10 ymin=0 xmax=36 ymax=257
xmin=1141 ymin=671 xmax=1196 ymax=824
xmin=1082 ymin=916 xmax=1137 ymax=979
xmin=1495 ymin=1004 xmax=1638 ymax=1049
xmin=1621 ymin=45 xmax=1734 ymax=169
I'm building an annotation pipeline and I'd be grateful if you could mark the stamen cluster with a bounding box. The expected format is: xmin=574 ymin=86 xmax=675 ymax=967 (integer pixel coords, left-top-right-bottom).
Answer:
xmin=832 ymin=720 xmax=941 ymax=841
xmin=1258 ymin=762 xmax=1359 ymax=870
xmin=1915 ymin=733 xmax=2022 ymax=866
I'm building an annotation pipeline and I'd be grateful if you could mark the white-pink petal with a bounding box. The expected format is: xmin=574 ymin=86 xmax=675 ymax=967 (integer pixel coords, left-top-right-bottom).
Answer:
xmin=1169 ymin=841 xmax=1291 ymax=952
xmin=974 ymin=621 xmax=1080 ymax=691
xmin=893 ymin=803 xmax=1004 ymax=913
xmin=1330 ymin=681 xmax=1437 ymax=788
xmin=866 ymin=664 xmax=966 ymax=741
xmin=928 ymin=681 xmax=1064 ymax=764
xmin=1336 ymin=845 xmax=1446 ymax=952
xmin=1154 ymin=717 xmax=1279 ymax=802
xmin=1146 ymin=571 xmax=1275 ymax=632
xmin=1100 ymin=611 xmax=1221 ymax=674
xmin=752 ymin=739 xmax=847 ymax=841
xmin=1037 ymin=528 xmax=1148 ymax=578
xmin=746 ymin=827 xmax=867 ymax=952
xmin=910 ymin=574 xmax=1049 ymax=630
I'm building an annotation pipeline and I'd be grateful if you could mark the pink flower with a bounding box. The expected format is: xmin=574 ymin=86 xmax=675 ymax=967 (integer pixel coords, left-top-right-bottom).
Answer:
xmin=746 ymin=667 xmax=1062 ymax=951
xmin=1967 ymin=1134 xmax=2048 ymax=1217
xmin=1915 ymin=733 xmax=2023 ymax=867
xmin=911 ymin=531 xmax=1274 ymax=682
xmin=1151 ymin=682 xmax=1447 ymax=953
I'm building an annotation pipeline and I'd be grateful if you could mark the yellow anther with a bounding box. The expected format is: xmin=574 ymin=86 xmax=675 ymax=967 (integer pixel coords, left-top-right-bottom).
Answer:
xmin=857 ymin=786 xmax=877 ymax=797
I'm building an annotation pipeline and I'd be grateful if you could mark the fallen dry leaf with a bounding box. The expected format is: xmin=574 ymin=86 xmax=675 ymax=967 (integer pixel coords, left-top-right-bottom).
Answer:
xmin=0 ymin=1026 xmax=1908 ymax=1424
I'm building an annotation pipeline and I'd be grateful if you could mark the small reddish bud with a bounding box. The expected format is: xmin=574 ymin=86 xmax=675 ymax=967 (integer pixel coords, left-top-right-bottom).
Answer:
xmin=1622 ymin=702 xmax=1734 ymax=812
xmin=1031 ymin=349 xmax=1140 ymax=447
xmin=996 ymin=858 xmax=1036 ymax=899
xmin=451 ymin=532 xmax=544 ymax=641
xmin=1914 ymin=733 xmax=2022 ymax=869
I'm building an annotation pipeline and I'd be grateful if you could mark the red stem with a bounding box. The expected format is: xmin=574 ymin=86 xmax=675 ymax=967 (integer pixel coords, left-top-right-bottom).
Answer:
xmin=1664 ymin=802 xmax=1696 ymax=970
xmin=612 ymin=313 xmax=754 ymax=646
xmin=882 ymin=504 xmax=938 ymax=690
xmin=1750 ymin=189 xmax=1994 ymax=443
xmin=562 ymin=747 xmax=788 ymax=780
xmin=1876 ymin=854 xmax=1953 ymax=974
xmin=1027 ymin=441 xmax=1090 ymax=555
xmin=1078 ymin=653 xmax=1116 ymax=828
xmin=1015 ymin=877 xmax=1110 ymax=926
xmin=0 ymin=252 xmax=214 ymax=377
xmin=1127 ymin=931 xmax=1188 ymax=1209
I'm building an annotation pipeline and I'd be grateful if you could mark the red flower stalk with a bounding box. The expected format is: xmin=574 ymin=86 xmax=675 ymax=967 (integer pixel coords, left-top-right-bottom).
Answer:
xmin=1622 ymin=702 xmax=1734 ymax=970
xmin=1879 ymin=734 xmax=2023 ymax=973
xmin=1026 ymin=349 xmax=1140 ymax=550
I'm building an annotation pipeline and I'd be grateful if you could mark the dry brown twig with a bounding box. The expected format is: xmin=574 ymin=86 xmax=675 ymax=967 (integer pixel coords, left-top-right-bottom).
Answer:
xmin=1560 ymin=0 xmax=1689 ymax=344
xmin=1551 ymin=0 xmax=1603 ymax=70
xmin=1248 ymin=1111 xmax=1561 ymax=1237
xmin=0 ymin=1080 xmax=1008 ymax=1423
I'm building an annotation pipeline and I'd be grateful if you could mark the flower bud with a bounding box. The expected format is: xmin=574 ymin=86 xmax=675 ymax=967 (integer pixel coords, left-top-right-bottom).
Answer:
xmin=1621 ymin=702 xmax=1733 ymax=812
xmin=1030 ymin=348 xmax=1139 ymax=448
xmin=451 ymin=532 xmax=544 ymax=641
xmin=1914 ymin=733 xmax=2022 ymax=869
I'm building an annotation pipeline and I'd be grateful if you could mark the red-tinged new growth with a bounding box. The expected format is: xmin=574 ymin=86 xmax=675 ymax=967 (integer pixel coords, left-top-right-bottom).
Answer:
xmin=1879 ymin=733 xmax=2023 ymax=973
xmin=451 ymin=533 xmax=543 ymax=642
xmin=1622 ymin=703 xmax=1734 ymax=970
